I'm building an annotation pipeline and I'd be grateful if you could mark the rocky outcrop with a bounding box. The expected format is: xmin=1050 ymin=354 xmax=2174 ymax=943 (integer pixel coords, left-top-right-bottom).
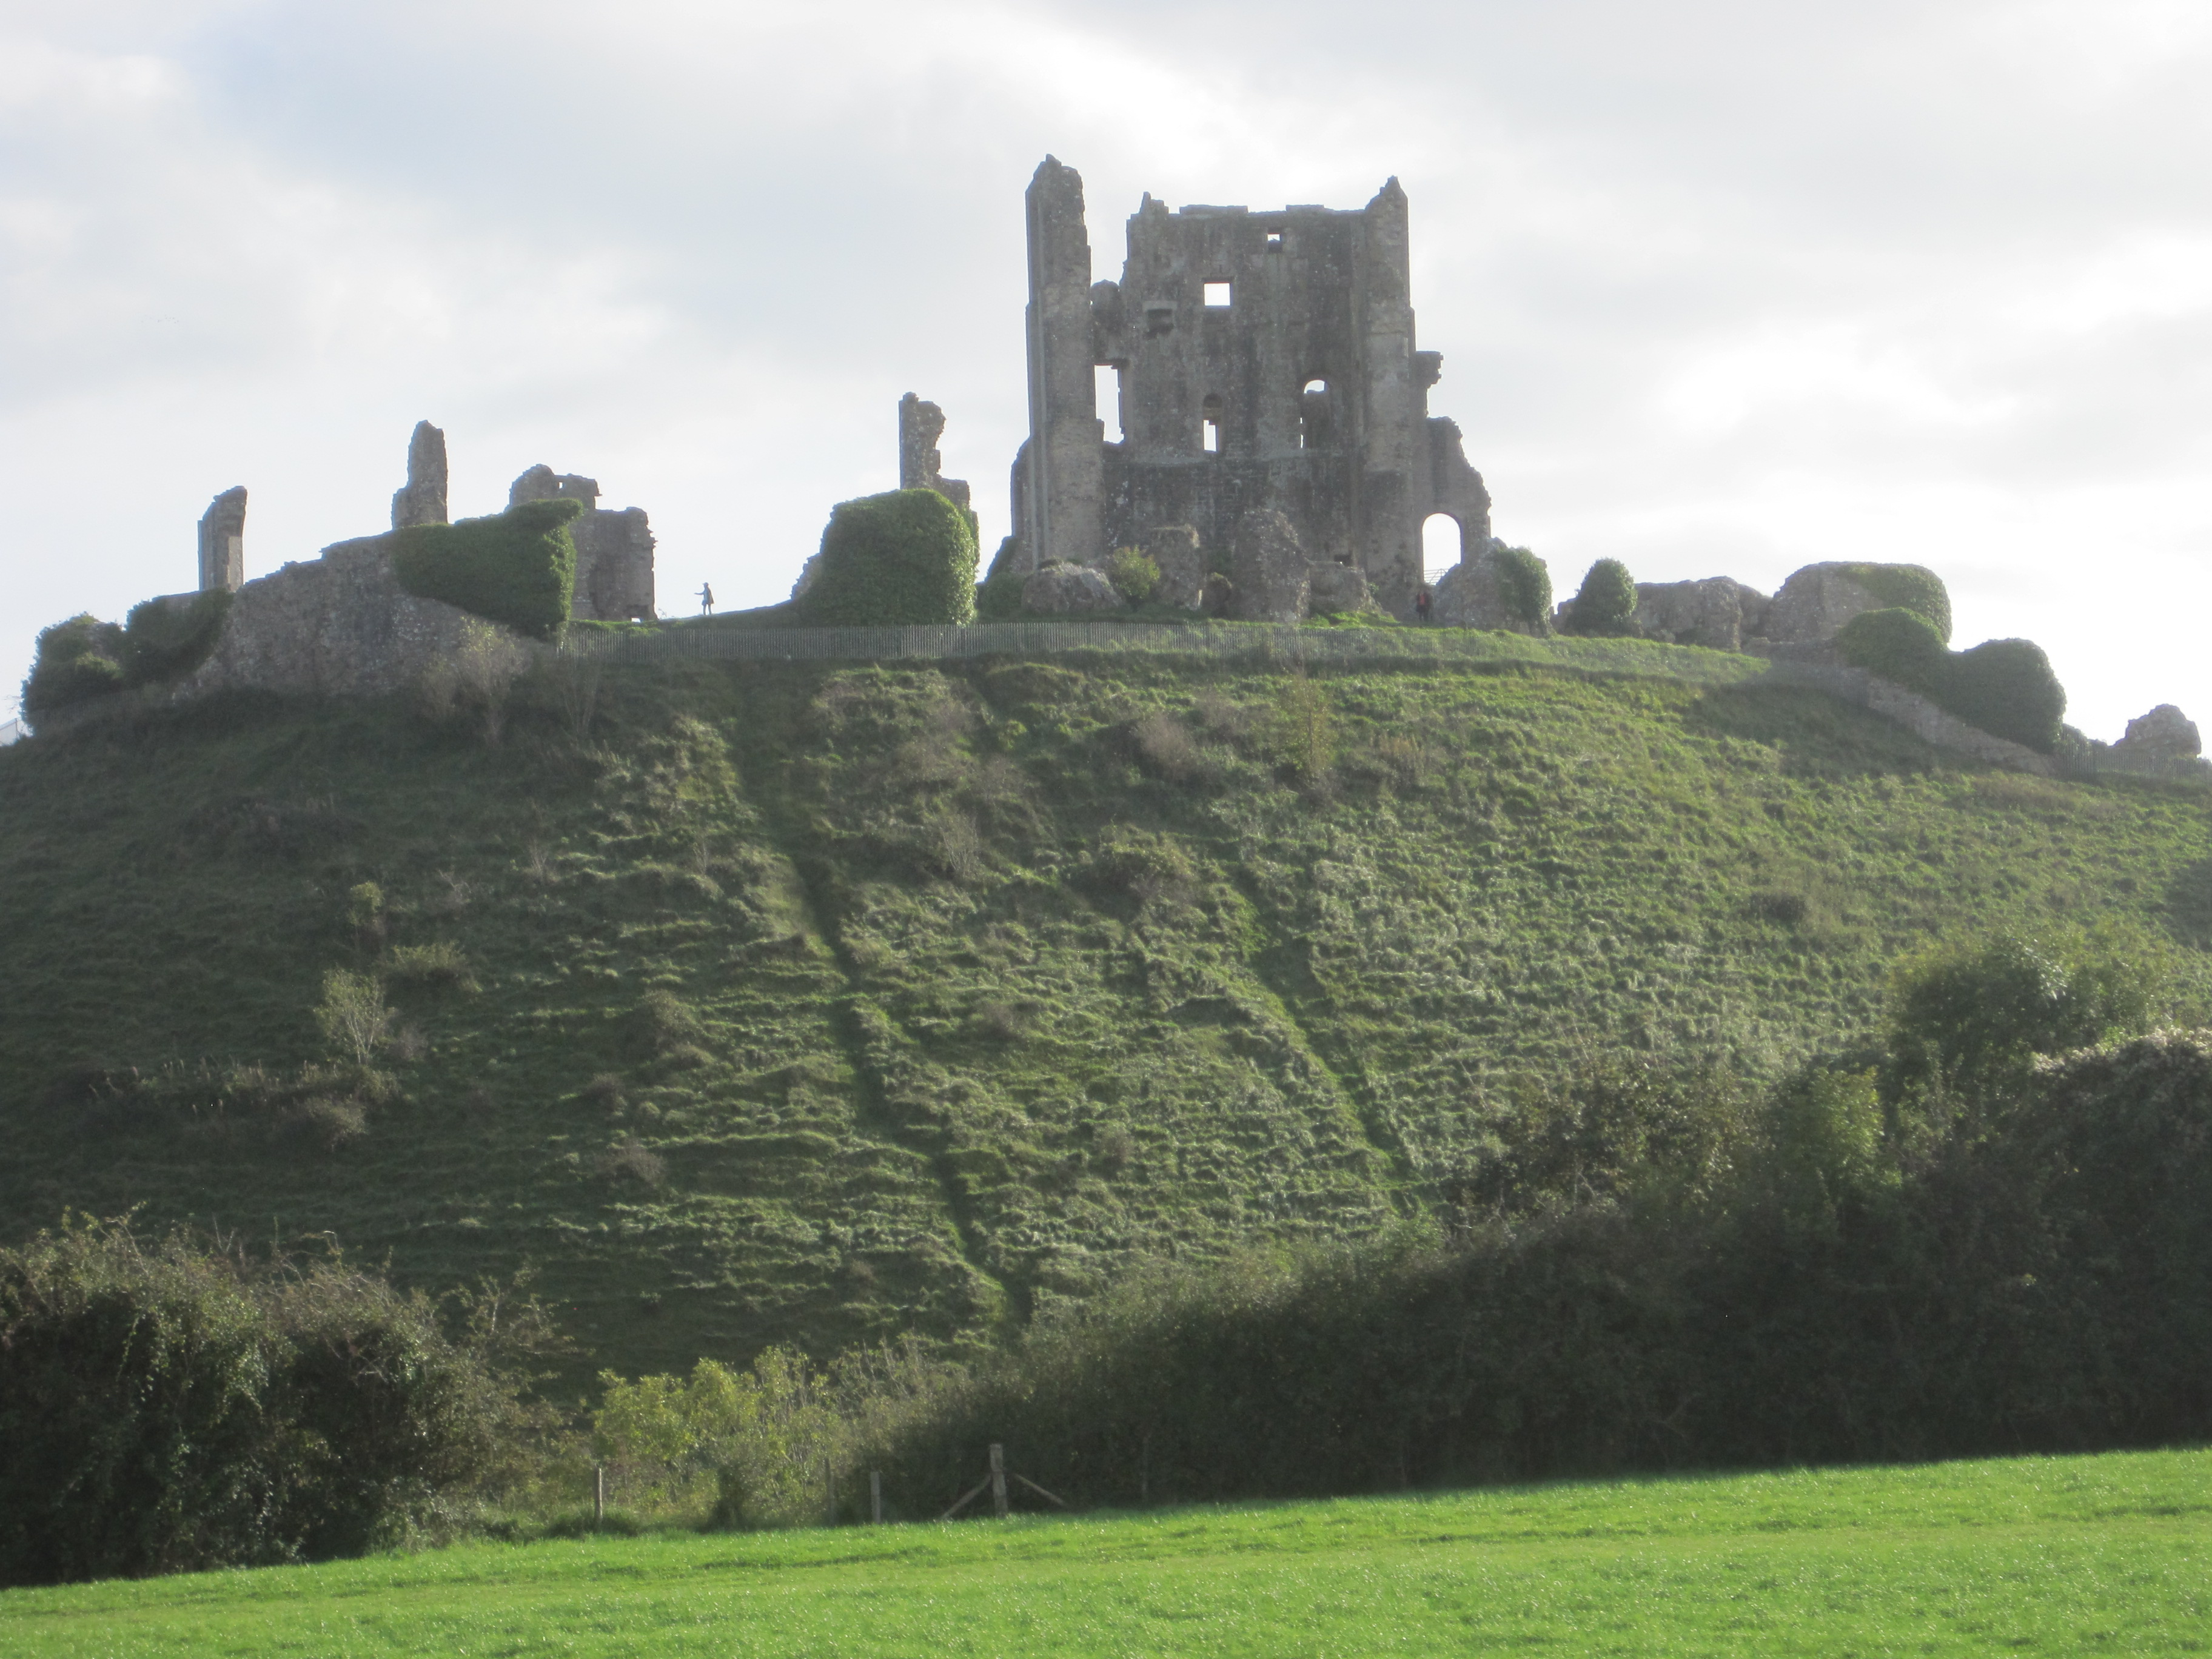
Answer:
xmin=1022 ymin=561 xmax=1123 ymax=615
xmin=1431 ymin=544 xmax=1539 ymax=634
xmin=1307 ymin=562 xmax=1375 ymax=617
xmin=1228 ymin=510 xmax=1309 ymax=622
xmin=390 ymin=421 xmax=448 ymax=531
xmin=1634 ymin=577 xmax=1768 ymax=652
xmin=1761 ymin=563 xmax=1885 ymax=646
xmin=1144 ymin=525 xmax=1207 ymax=609
xmin=2116 ymin=704 xmax=2200 ymax=762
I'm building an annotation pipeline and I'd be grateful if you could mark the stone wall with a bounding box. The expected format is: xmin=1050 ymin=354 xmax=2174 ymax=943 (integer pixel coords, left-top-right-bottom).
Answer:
xmin=173 ymin=537 xmax=495 ymax=700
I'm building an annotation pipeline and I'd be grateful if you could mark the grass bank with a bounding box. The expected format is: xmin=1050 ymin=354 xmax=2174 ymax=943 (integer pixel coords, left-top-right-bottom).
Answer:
xmin=2 ymin=648 xmax=2209 ymax=1381
xmin=3 ymin=1447 xmax=2205 ymax=1655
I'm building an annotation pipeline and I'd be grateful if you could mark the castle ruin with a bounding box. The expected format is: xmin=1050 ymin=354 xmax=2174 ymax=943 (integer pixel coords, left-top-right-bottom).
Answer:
xmin=1011 ymin=156 xmax=1491 ymax=619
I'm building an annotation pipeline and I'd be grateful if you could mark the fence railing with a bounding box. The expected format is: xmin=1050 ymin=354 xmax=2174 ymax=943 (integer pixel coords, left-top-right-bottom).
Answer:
xmin=598 ymin=619 xmax=1767 ymax=686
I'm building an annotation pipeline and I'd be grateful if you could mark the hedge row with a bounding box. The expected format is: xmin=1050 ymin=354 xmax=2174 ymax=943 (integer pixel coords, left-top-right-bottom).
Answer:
xmin=0 ymin=1221 xmax=525 ymax=1585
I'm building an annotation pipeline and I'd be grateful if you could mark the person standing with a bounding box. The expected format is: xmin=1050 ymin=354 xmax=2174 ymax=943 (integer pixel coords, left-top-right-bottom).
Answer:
xmin=699 ymin=583 xmax=715 ymax=616
xmin=1415 ymin=585 xmax=1433 ymax=625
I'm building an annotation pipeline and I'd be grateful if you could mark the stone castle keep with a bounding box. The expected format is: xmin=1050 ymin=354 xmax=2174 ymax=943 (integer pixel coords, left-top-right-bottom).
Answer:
xmin=1011 ymin=156 xmax=1489 ymax=618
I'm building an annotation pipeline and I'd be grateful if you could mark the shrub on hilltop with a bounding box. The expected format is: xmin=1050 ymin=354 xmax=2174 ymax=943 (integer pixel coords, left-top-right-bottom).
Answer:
xmin=21 ymin=614 xmax=126 ymax=722
xmin=1836 ymin=608 xmax=2066 ymax=752
xmin=393 ymin=498 xmax=582 ymax=640
xmin=797 ymin=489 xmax=979 ymax=628
xmin=1493 ymin=545 xmax=1553 ymax=634
xmin=1563 ymin=558 xmax=1638 ymax=637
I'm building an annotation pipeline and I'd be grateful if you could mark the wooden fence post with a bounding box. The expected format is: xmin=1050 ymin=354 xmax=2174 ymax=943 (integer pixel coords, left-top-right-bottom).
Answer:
xmin=594 ymin=1464 xmax=606 ymax=1526
xmin=989 ymin=1443 xmax=1008 ymax=1520
xmin=870 ymin=1469 xmax=883 ymax=1526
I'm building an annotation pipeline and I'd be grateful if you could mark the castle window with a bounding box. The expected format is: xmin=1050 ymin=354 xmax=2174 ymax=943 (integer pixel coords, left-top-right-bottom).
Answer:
xmin=1202 ymin=394 xmax=1224 ymax=454
xmin=1096 ymin=364 xmax=1125 ymax=443
xmin=1299 ymin=378 xmax=1330 ymax=449
xmin=1266 ymin=230 xmax=1284 ymax=250
xmin=1203 ymin=281 xmax=1232 ymax=307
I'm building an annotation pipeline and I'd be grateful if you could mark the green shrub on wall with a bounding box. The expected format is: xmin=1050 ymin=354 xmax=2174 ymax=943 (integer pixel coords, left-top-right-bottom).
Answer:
xmin=1493 ymin=545 xmax=1553 ymax=634
xmin=1948 ymin=638 xmax=2066 ymax=752
xmin=392 ymin=499 xmax=581 ymax=640
xmin=798 ymin=488 xmax=978 ymax=627
xmin=1563 ymin=558 xmax=1638 ymax=637
xmin=21 ymin=615 xmax=126 ymax=720
xmin=1835 ymin=608 xmax=1949 ymax=697
xmin=1837 ymin=608 xmax=2066 ymax=753
xmin=1839 ymin=563 xmax=1952 ymax=643
xmin=124 ymin=590 xmax=232 ymax=684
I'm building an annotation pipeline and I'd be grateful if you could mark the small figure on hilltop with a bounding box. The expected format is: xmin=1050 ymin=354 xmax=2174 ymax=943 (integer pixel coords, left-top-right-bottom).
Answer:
xmin=1415 ymin=585 xmax=1433 ymax=625
xmin=699 ymin=583 xmax=714 ymax=616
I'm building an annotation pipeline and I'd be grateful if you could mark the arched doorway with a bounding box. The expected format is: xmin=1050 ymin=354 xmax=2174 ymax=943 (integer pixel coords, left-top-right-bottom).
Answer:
xmin=1421 ymin=514 xmax=1462 ymax=584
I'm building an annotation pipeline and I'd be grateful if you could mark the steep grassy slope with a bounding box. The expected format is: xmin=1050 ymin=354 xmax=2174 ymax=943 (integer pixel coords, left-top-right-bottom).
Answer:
xmin=2 ymin=646 xmax=2208 ymax=1379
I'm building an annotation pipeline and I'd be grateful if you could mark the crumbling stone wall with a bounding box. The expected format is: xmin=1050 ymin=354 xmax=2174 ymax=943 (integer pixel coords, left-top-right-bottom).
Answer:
xmin=390 ymin=421 xmax=448 ymax=530
xmin=175 ymin=538 xmax=491 ymax=700
xmin=897 ymin=394 xmax=970 ymax=509
xmin=197 ymin=488 xmax=246 ymax=594
xmin=509 ymin=464 xmax=656 ymax=622
xmin=1013 ymin=156 xmax=1489 ymax=620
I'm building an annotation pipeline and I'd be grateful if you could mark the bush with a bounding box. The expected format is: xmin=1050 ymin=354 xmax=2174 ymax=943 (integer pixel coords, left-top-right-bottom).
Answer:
xmin=1946 ymin=638 xmax=2066 ymax=752
xmin=1880 ymin=925 xmax=2169 ymax=1116
xmin=796 ymin=489 xmax=978 ymax=628
xmin=1836 ymin=610 xmax=2066 ymax=753
xmin=1834 ymin=607 xmax=1949 ymax=697
xmin=1563 ymin=558 xmax=1637 ymax=637
xmin=21 ymin=614 xmax=126 ymax=721
xmin=123 ymin=589 xmax=232 ymax=683
xmin=393 ymin=499 xmax=581 ymax=640
xmin=1492 ymin=545 xmax=1553 ymax=634
xmin=0 ymin=1219 xmax=521 ymax=1585
xmin=1838 ymin=562 xmax=1951 ymax=643
xmin=1105 ymin=547 xmax=1161 ymax=605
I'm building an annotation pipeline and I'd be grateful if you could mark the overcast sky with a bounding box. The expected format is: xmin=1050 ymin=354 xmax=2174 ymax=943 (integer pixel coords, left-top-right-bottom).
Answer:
xmin=4 ymin=0 xmax=2208 ymax=739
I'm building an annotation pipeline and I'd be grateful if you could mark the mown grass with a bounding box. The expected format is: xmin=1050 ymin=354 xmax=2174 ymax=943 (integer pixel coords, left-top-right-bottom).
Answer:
xmin=3 ymin=1447 xmax=2206 ymax=1655
xmin=2 ymin=648 xmax=2209 ymax=1384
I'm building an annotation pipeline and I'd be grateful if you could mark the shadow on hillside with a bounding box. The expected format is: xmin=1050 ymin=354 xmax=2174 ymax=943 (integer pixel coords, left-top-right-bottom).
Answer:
xmin=1683 ymin=683 xmax=1937 ymax=778
xmin=2165 ymin=859 xmax=2212 ymax=949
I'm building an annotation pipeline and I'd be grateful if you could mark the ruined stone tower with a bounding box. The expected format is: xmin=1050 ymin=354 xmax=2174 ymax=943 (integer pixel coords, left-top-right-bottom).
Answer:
xmin=1011 ymin=156 xmax=1490 ymax=618
xmin=196 ymin=487 xmax=246 ymax=593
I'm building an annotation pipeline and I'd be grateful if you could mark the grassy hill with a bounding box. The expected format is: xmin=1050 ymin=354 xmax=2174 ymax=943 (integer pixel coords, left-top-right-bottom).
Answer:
xmin=5 ymin=1447 xmax=2206 ymax=1655
xmin=2 ymin=640 xmax=2208 ymax=1379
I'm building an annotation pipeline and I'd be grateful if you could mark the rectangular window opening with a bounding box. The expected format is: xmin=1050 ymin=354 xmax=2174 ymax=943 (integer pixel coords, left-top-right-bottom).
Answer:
xmin=1202 ymin=418 xmax=1221 ymax=454
xmin=1265 ymin=230 xmax=1284 ymax=251
xmin=1203 ymin=281 xmax=1232 ymax=307
xmin=1096 ymin=364 xmax=1124 ymax=443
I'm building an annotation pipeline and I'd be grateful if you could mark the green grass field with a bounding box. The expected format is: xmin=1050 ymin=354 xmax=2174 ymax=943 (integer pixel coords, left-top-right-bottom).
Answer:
xmin=4 ymin=1449 xmax=2206 ymax=1656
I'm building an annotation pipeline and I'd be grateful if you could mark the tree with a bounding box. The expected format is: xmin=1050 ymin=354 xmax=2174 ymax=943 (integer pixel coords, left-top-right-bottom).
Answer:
xmin=1563 ymin=559 xmax=1638 ymax=637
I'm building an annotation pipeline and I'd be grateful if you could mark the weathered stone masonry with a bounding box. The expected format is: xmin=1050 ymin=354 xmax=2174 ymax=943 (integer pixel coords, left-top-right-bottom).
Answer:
xmin=1012 ymin=156 xmax=1491 ymax=618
